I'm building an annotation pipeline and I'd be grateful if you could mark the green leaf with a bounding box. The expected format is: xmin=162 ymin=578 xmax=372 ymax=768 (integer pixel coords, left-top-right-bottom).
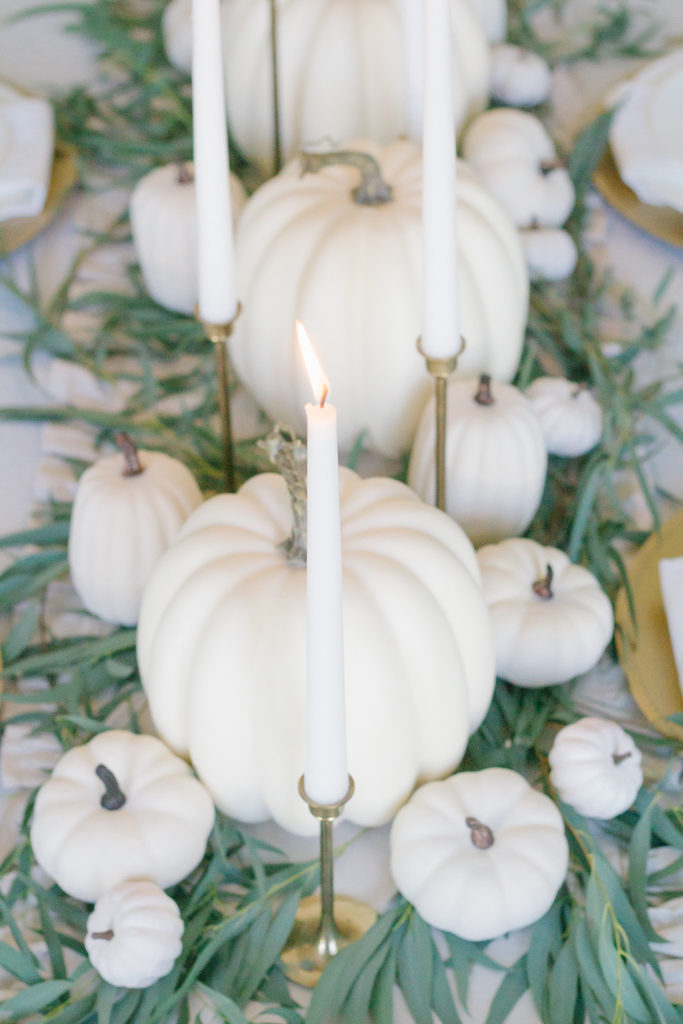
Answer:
xmin=396 ymin=912 xmax=434 ymax=1024
xmin=484 ymin=957 xmax=528 ymax=1024
xmin=568 ymin=109 xmax=615 ymax=192
xmin=370 ymin=941 xmax=398 ymax=1024
xmin=0 ymin=978 xmax=71 ymax=1019
xmin=429 ymin=941 xmax=463 ymax=1024
xmin=2 ymin=601 xmax=41 ymax=662
xmin=0 ymin=941 xmax=43 ymax=985
xmin=548 ymin=936 xmax=579 ymax=1024
xmin=192 ymin=984 xmax=249 ymax=1024
xmin=96 ymin=982 xmax=119 ymax=1024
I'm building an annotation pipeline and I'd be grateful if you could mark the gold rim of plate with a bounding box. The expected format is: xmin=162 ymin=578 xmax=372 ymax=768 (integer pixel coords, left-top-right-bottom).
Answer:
xmin=593 ymin=146 xmax=683 ymax=250
xmin=0 ymin=140 xmax=79 ymax=257
xmin=615 ymin=507 xmax=683 ymax=742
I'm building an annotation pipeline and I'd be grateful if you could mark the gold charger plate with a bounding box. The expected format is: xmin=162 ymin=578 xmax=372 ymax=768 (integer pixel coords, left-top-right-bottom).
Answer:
xmin=593 ymin=146 xmax=683 ymax=250
xmin=0 ymin=140 xmax=78 ymax=257
xmin=615 ymin=507 xmax=683 ymax=742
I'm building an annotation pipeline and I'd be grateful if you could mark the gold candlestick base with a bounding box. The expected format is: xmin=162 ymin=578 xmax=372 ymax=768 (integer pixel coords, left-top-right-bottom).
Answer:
xmin=417 ymin=337 xmax=465 ymax=512
xmin=197 ymin=303 xmax=242 ymax=493
xmin=281 ymin=776 xmax=377 ymax=987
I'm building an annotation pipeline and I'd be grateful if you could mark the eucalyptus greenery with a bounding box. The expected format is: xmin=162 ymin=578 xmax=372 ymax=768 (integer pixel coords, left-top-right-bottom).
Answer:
xmin=1 ymin=1 xmax=682 ymax=1023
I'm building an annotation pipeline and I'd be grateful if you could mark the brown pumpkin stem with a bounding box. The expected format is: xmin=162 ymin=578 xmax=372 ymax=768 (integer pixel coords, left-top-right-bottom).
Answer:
xmin=474 ymin=374 xmax=495 ymax=406
xmin=465 ymin=816 xmax=495 ymax=850
xmin=539 ymin=159 xmax=562 ymax=175
xmin=300 ymin=149 xmax=394 ymax=207
xmin=613 ymin=751 xmax=632 ymax=765
xmin=571 ymin=382 xmax=588 ymax=399
xmin=90 ymin=929 xmax=114 ymax=941
xmin=259 ymin=426 xmax=307 ymax=567
xmin=532 ymin=564 xmax=554 ymax=600
xmin=95 ymin=764 xmax=127 ymax=811
xmin=116 ymin=433 xmax=144 ymax=477
xmin=176 ymin=161 xmax=194 ymax=185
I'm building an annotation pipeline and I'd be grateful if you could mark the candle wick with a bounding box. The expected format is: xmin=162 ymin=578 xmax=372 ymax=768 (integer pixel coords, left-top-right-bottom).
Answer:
xmin=320 ymin=385 xmax=328 ymax=409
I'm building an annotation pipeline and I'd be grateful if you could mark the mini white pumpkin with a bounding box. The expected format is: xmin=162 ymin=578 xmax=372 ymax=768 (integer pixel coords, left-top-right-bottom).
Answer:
xmin=85 ymin=880 xmax=184 ymax=989
xmin=462 ymin=109 xmax=575 ymax=228
xmin=30 ymin=730 xmax=215 ymax=903
xmin=68 ymin=434 xmax=203 ymax=626
xmin=489 ymin=44 xmax=552 ymax=107
xmin=464 ymin=0 xmax=507 ymax=44
xmin=548 ymin=717 xmax=643 ymax=818
xmin=519 ymin=227 xmax=578 ymax=281
xmin=162 ymin=0 xmax=192 ymax=72
xmin=476 ymin=538 xmax=614 ymax=687
xmin=221 ymin=0 xmax=490 ymax=171
xmin=525 ymin=377 xmax=603 ymax=456
xmin=232 ymin=139 xmax=528 ymax=457
xmin=390 ymin=767 xmax=569 ymax=941
xmin=130 ymin=162 xmax=246 ymax=315
xmin=408 ymin=374 xmax=547 ymax=546
xmin=137 ymin=460 xmax=496 ymax=835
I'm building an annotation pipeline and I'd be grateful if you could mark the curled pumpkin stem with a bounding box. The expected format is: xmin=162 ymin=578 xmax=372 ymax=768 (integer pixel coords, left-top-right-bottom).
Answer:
xmin=465 ymin=816 xmax=495 ymax=849
xmin=300 ymin=149 xmax=394 ymax=207
xmin=532 ymin=564 xmax=554 ymax=600
xmin=116 ymin=433 xmax=144 ymax=477
xmin=95 ymin=764 xmax=127 ymax=811
xmin=474 ymin=374 xmax=495 ymax=406
xmin=259 ymin=426 xmax=307 ymax=567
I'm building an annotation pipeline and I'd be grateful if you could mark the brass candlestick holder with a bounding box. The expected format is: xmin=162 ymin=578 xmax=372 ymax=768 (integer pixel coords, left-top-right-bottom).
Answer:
xmin=281 ymin=776 xmax=377 ymax=987
xmin=417 ymin=337 xmax=465 ymax=512
xmin=269 ymin=0 xmax=283 ymax=174
xmin=198 ymin=304 xmax=242 ymax=493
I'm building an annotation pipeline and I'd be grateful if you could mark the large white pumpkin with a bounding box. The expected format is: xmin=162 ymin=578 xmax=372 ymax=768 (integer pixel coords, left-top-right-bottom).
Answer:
xmin=221 ymin=0 xmax=490 ymax=171
xmin=137 ymin=467 xmax=496 ymax=835
xmin=231 ymin=139 xmax=528 ymax=457
xmin=390 ymin=768 xmax=569 ymax=941
xmin=408 ymin=374 xmax=547 ymax=546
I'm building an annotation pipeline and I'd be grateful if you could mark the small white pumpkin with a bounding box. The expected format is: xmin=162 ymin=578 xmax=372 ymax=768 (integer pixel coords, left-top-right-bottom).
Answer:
xmin=137 ymin=458 xmax=496 ymax=836
xmin=30 ymin=730 xmax=215 ymax=903
xmin=476 ymin=538 xmax=614 ymax=687
xmin=68 ymin=434 xmax=203 ymax=626
xmin=130 ymin=162 xmax=246 ymax=316
xmin=85 ymin=880 xmax=184 ymax=989
xmin=390 ymin=767 xmax=569 ymax=941
xmin=489 ymin=44 xmax=552 ymax=107
xmin=463 ymin=109 xmax=575 ymax=228
xmin=519 ymin=227 xmax=578 ymax=282
xmin=408 ymin=374 xmax=547 ymax=546
xmin=464 ymin=0 xmax=507 ymax=44
xmin=162 ymin=0 xmax=192 ymax=72
xmin=525 ymin=377 xmax=603 ymax=456
xmin=232 ymin=139 xmax=528 ymax=457
xmin=548 ymin=717 xmax=643 ymax=818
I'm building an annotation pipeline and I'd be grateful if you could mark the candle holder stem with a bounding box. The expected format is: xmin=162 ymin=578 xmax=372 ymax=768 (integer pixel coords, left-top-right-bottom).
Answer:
xmin=418 ymin=338 xmax=465 ymax=511
xmin=281 ymin=776 xmax=377 ymax=987
xmin=199 ymin=304 xmax=242 ymax=493
xmin=269 ymin=0 xmax=282 ymax=174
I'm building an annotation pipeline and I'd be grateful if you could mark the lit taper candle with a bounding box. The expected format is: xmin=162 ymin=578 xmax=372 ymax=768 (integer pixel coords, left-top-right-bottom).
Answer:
xmin=297 ymin=321 xmax=348 ymax=806
xmin=192 ymin=0 xmax=237 ymax=324
xmin=421 ymin=0 xmax=460 ymax=359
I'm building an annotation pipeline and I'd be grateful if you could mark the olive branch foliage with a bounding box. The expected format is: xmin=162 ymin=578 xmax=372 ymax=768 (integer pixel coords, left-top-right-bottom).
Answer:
xmin=0 ymin=0 xmax=682 ymax=1022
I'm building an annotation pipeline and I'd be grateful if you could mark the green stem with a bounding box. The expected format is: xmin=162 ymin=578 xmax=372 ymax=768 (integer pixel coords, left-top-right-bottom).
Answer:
xmin=259 ymin=426 xmax=307 ymax=566
xmin=300 ymin=149 xmax=393 ymax=206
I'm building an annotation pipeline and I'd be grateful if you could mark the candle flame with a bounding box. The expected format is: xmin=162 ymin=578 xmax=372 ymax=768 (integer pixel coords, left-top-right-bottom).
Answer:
xmin=296 ymin=320 xmax=329 ymax=407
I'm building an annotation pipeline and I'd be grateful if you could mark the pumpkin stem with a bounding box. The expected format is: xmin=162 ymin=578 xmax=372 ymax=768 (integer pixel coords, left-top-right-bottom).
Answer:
xmin=95 ymin=764 xmax=127 ymax=811
xmin=176 ymin=161 xmax=194 ymax=185
xmin=532 ymin=564 xmax=554 ymax=600
xmin=300 ymin=149 xmax=394 ymax=207
xmin=259 ymin=426 xmax=307 ymax=567
xmin=116 ymin=433 xmax=144 ymax=477
xmin=539 ymin=159 xmax=562 ymax=175
xmin=474 ymin=374 xmax=495 ymax=406
xmin=465 ymin=816 xmax=495 ymax=850
xmin=571 ymin=381 xmax=588 ymax=399
xmin=90 ymin=929 xmax=114 ymax=941
xmin=613 ymin=750 xmax=632 ymax=765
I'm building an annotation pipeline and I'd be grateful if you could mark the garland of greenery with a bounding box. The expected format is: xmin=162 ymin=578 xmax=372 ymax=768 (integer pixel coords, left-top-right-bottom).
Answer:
xmin=0 ymin=2 xmax=682 ymax=1023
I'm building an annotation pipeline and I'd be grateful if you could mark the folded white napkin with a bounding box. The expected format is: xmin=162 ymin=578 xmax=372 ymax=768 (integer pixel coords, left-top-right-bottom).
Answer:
xmin=0 ymin=95 xmax=54 ymax=221
xmin=659 ymin=556 xmax=683 ymax=693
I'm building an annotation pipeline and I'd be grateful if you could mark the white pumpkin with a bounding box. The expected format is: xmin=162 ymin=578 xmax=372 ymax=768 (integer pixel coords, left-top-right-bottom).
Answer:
xmin=130 ymin=162 xmax=246 ymax=315
xmin=390 ymin=767 xmax=569 ymax=941
xmin=476 ymin=538 xmax=614 ymax=687
xmin=548 ymin=717 xmax=642 ymax=819
xmin=519 ymin=227 xmax=578 ymax=282
xmin=221 ymin=0 xmax=490 ymax=172
xmin=525 ymin=377 xmax=603 ymax=456
xmin=68 ymin=435 xmax=203 ymax=626
xmin=137 ymin=464 xmax=496 ymax=835
xmin=464 ymin=0 xmax=507 ymax=44
xmin=30 ymin=730 xmax=215 ymax=902
xmin=408 ymin=374 xmax=547 ymax=546
xmin=162 ymin=0 xmax=192 ymax=72
xmin=85 ymin=880 xmax=184 ymax=988
xmin=489 ymin=44 xmax=552 ymax=107
xmin=462 ymin=109 xmax=575 ymax=228
xmin=231 ymin=139 xmax=528 ymax=457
